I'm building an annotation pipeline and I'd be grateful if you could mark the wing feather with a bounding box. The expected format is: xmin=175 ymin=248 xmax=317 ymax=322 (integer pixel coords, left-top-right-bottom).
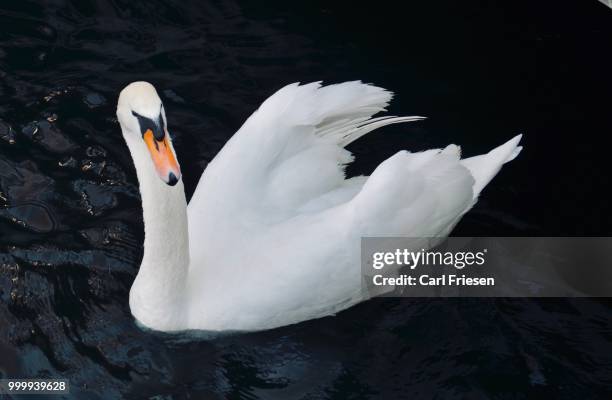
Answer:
xmin=188 ymin=81 xmax=424 ymax=220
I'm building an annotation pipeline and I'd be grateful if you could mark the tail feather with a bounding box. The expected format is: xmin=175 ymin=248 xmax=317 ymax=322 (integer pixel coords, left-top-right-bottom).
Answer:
xmin=460 ymin=134 xmax=523 ymax=198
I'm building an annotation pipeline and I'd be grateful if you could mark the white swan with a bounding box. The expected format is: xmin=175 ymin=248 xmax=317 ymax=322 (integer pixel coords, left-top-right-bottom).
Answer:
xmin=116 ymin=81 xmax=522 ymax=332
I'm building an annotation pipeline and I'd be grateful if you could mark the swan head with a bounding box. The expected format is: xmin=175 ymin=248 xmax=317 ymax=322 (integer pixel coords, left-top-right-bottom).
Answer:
xmin=117 ymin=81 xmax=181 ymax=186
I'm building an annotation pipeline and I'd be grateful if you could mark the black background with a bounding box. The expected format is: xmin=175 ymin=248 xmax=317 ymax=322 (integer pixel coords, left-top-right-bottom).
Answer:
xmin=1 ymin=1 xmax=611 ymax=399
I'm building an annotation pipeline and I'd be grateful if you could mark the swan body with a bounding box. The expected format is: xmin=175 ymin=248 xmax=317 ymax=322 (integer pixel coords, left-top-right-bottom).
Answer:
xmin=117 ymin=81 xmax=522 ymax=332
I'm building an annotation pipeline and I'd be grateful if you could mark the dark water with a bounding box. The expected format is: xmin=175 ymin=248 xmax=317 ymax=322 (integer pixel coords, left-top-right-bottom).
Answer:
xmin=1 ymin=1 xmax=612 ymax=398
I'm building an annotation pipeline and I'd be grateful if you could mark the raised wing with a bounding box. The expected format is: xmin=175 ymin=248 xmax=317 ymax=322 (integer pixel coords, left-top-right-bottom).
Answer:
xmin=188 ymin=81 xmax=423 ymax=225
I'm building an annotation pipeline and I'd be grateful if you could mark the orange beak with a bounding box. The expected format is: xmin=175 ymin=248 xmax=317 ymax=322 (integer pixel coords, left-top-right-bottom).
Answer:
xmin=143 ymin=129 xmax=181 ymax=186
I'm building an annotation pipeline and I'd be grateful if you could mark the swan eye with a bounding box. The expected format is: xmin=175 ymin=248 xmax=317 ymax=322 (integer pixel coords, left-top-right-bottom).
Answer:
xmin=132 ymin=110 xmax=165 ymax=141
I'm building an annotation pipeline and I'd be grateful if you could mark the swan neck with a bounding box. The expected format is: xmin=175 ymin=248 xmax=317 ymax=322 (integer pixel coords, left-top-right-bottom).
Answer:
xmin=126 ymin=134 xmax=189 ymax=330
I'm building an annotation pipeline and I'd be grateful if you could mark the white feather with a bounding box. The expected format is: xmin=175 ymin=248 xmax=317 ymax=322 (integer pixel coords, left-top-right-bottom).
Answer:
xmin=118 ymin=81 xmax=523 ymax=332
